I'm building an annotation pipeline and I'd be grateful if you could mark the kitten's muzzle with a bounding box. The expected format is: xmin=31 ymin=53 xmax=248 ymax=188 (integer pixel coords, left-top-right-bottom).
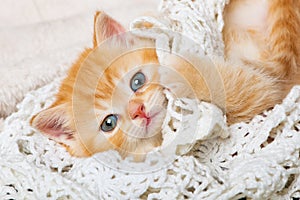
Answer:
xmin=128 ymin=100 xmax=152 ymax=126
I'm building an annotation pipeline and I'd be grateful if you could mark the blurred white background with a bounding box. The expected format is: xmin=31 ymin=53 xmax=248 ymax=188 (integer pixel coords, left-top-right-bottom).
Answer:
xmin=0 ymin=0 xmax=160 ymax=28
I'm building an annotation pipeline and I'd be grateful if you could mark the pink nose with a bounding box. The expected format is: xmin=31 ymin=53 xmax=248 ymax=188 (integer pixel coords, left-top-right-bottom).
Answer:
xmin=129 ymin=101 xmax=147 ymax=120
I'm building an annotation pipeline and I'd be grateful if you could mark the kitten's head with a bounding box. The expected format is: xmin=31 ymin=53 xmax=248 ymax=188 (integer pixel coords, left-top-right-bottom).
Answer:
xmin=31 ymin=12 xmax=167 ymax=160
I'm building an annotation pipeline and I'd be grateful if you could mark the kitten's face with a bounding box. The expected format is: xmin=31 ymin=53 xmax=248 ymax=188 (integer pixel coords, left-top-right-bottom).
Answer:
xmin=30 ymin=12 xmax=168 ymax=159
xmin=90 ymin=49 xmax=167 ymax=157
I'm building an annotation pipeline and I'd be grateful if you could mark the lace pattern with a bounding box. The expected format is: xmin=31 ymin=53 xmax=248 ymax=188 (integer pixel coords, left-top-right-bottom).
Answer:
xmin=1 ymin=0 xmax=300 ymax=199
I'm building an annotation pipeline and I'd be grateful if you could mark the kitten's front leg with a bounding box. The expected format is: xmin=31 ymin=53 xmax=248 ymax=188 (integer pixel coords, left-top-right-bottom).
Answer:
xmin=215 ymin=60 xmax=284 ymax=124
xmin=160 ymin=54 xmax=284 ymax=124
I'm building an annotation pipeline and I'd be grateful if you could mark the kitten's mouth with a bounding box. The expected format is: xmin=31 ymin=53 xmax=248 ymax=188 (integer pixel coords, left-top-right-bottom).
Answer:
xmin=136 ymin=111 xmax=152 ymax=126
xmin=137 ymin=111 xmax=158 ymax=128
xmin=128 ymin=94 xmax=168 ymax=139
xmin=145 ymin=105 xmax=168 ymax=135
xmin=140 ymin=115 xmax=151 ymax=127
xmin=146 ymin=117 xmax=151 ymax=126
xmin=145 ymin=110 xmax=161 ymax=127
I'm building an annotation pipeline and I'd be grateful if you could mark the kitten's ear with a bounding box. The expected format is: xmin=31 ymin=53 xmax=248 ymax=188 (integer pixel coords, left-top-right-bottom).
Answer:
xmin=30 ymin=104 xmax=75 ymax=143
xmin=93 ymin=11 xmax=126 ymax=47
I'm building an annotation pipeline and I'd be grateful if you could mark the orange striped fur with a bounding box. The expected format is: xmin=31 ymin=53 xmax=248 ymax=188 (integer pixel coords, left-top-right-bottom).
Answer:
xmin=31 ymin=1 xmax=300 ymax=159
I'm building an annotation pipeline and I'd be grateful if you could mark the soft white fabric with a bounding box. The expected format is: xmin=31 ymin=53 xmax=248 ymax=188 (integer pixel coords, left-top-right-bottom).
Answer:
xmin=1 ymin=0 xmax=300 ymax=199
xmin=1 ymin=74 xmax=300 ymax=199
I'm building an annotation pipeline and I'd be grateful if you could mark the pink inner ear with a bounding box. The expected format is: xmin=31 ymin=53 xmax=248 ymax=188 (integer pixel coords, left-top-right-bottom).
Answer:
xmin=95 ymin=13 xmax=127 ymax=45
xmin=106 ymin=18 xmax=126 ymax=37
xmin=34 ymin=115 xmax=74 ymax=140
xmin=40 ymin=123 xmax=74 ymax=140
xmin=42 ymin=122 xmax=67 ymax=138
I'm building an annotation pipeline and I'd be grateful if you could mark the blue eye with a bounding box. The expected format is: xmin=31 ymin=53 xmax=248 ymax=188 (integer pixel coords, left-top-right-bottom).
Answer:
xmin=130 ymin=72 xmax=146 ymax=92
xmin=101 ymin=114 xmax=118 ymax=132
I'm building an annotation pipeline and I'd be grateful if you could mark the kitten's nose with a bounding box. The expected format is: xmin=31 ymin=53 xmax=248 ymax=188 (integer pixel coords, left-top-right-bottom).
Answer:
xmin=129 ymin=100 xmax=147 ymax=120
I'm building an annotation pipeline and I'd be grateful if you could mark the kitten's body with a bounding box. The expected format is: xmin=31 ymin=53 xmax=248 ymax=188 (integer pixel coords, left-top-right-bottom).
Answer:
xmin=31 ymin=0 xmax=300 ymax=158
xmin=222 ymin=0 xmax=300 ymax=122
xmin=224 ymin=0 xmax=300 ymax=79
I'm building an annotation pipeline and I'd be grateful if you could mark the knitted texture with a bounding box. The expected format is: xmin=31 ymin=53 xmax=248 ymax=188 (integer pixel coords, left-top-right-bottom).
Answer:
xmin=1 ymin=0 xmax=300 ymax=199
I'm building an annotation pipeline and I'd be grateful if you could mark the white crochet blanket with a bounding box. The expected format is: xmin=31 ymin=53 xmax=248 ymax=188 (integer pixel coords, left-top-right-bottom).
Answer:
xmin=1 ymin=0 xmax=300 ymax=199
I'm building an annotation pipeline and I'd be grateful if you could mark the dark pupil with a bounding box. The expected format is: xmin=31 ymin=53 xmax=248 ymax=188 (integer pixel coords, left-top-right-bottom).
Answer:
xmin=101 ymin=115 xmax=117 ymax=132
xmin=105 ymin=119 xmax=113 ymax=126
xmin=134 ymin=79 xmax=141 ymax=86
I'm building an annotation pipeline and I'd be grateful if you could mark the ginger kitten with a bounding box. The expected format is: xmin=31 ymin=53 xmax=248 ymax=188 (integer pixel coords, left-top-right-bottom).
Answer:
xmin=31 ymin=0 xmax=299 ymax=159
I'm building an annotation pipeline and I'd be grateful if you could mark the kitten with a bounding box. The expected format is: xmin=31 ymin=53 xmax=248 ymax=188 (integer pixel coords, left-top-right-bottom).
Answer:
xmin=31 ymin=0 xmax=299 ymax=159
